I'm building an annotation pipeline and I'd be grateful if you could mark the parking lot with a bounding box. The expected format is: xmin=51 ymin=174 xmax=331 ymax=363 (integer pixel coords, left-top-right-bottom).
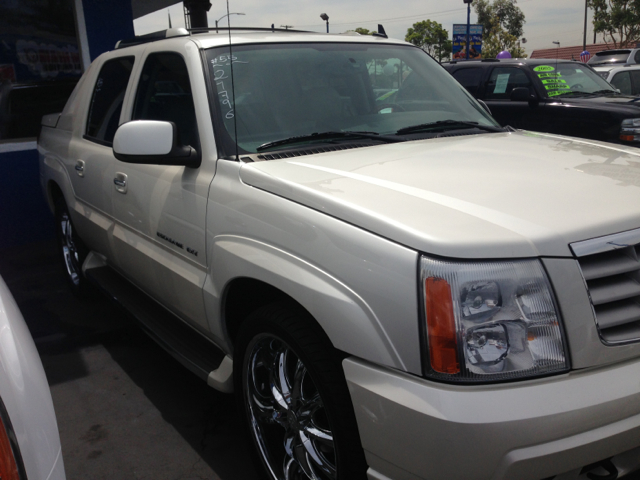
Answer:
xmin=0 ymin=239 xmax=260 ymax=480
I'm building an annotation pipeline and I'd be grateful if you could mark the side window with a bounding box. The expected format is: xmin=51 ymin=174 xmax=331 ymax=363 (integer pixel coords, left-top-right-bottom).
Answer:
xmin=634 ymin=50 xmax=640 ymax=64
xmin=630 ymin=70 xmax=640 ymax=95
xmin=485 ymin=67 xmax=532 ymax=100
xmin=452 ymin=68 xmax=483 ymax=97
xmin=85 ymin=56 xmax=134 ymax=144
xmin=611 ymin=71 xmax=632 ymax=95
xmin=132 ymin=52 xmax=198 ymax=149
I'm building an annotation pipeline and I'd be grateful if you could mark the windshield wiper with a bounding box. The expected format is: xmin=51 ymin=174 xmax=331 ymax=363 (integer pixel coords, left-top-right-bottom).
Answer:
xmin=591 ymin=89 xmax=619 ymax=95
xmin=257 ymin=131 xmax=404 ymax=152
xmin=554 ymin=90 xmax=605 ymax=97
xmin=396 ymin=120 xmax=506 ymax=136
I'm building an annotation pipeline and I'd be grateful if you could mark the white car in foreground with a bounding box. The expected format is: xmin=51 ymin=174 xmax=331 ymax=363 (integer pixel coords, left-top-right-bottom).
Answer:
xmin=0 ymin=275 xmax=65 ymax=480
xmin=38 ymin=26 xmax=640 ymax=480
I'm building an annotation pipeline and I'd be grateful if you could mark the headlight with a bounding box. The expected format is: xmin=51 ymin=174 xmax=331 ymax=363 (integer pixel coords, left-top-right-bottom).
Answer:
xmin=620 ymin=118 xmax=640 ymax=142
xmin=420 ymin=256 xmax=569 ymax=383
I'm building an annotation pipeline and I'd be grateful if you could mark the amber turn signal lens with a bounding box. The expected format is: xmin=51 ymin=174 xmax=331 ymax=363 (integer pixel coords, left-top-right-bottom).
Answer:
xmin=0 ymin=416 xmax=20 ymax=480
xmin=620 ymin=134 xmax=635 ymax=142
xmin=425 ymin=277 xmax=460 ymax=374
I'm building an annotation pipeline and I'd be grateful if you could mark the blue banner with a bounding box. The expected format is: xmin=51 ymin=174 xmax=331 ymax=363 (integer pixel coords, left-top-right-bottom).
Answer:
xmin=452 ymin=24 xmax=483 ymax=60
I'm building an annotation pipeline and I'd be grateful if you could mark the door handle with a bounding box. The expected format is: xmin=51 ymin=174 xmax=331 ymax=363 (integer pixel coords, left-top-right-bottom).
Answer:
xmin=75 ymin=160 xmax=85 ymax=177
xmin=114 ymin=173 xmax=128 ymax=194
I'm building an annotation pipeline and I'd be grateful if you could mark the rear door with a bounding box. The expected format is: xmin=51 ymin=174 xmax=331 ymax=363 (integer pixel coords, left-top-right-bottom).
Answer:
xmin=67 ymin=54 xmax=136 ymax=257
xmin=450 ymin=66 xmax=484 ymax=98
xmin=111 ymin=40 xmax=217 ymax=332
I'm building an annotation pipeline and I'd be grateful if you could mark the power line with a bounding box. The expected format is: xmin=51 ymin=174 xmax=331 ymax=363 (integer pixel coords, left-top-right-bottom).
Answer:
xmin=296 ymin=0 xmax=539 ymax=29
xmin=296 ymin=6 xmax=466 ymax=28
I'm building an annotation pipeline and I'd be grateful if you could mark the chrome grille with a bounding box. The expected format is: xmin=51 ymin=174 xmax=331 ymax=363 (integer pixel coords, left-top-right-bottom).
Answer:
xmin=571 ymin=229 xmax=640 ymax=345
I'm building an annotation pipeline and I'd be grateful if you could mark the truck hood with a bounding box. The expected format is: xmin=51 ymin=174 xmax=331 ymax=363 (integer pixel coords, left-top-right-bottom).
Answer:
xmin=240 ymin=131 xmax=640 ymax=258
xmin=557 ymin=93 xmax=640 ymax=111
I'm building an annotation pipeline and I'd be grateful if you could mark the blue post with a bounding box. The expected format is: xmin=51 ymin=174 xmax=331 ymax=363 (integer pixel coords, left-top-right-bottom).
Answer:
xmin=466 ymin=2 xmax=471 ymax=61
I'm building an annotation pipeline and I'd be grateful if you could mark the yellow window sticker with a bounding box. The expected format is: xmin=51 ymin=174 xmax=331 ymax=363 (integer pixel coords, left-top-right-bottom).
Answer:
xmin=534 ymin=65 xmax=555 ymax=72
xmin=541 ymin=78 xmax=567 ymax=85
xmin=537 ymin=73 xmax=562 ymax=79
xmin=545 ymin=84 xmax=570 ymax=90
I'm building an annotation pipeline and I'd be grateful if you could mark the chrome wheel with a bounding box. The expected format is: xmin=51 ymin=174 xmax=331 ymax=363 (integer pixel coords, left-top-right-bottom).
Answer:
xmin=59 ymin=210 xmax=81 ymax=286
xmin=245 ymin=334 xmax=336 ymax=480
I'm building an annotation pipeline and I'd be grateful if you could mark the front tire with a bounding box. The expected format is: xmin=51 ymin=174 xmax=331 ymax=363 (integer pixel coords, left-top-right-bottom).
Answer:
xmin=234 ymin=303 xmax=367 ymax=480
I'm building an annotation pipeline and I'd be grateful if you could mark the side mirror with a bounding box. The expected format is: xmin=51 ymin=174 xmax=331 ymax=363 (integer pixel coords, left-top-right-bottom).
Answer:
xmin=113 ymin=120 xmax=201 ymax=168
xmin=510 ymin=87 xmax=534 ymax=102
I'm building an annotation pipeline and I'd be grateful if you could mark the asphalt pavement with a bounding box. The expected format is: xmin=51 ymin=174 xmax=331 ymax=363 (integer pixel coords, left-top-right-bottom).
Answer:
xmin=0 ymin=239 xmax=260 ymax=480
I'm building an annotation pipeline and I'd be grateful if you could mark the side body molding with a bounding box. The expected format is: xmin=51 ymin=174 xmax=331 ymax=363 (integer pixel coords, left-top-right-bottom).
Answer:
xmin=205 ymin=235 xmax=407 ymax=371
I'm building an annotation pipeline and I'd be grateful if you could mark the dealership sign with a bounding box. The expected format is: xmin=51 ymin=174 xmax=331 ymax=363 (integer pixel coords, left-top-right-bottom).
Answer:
xmin=452 ymin=24 xmax=484 ymax=59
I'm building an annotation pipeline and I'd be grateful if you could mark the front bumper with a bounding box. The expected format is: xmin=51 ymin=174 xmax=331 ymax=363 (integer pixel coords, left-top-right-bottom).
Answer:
xmin=344 ymin=357 xmax=640 ymax=480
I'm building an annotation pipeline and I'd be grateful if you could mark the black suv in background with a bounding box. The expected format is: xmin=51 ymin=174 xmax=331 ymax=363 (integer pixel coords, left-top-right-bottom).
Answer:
xmin=443 ymin=58 xmax=640 ymax=146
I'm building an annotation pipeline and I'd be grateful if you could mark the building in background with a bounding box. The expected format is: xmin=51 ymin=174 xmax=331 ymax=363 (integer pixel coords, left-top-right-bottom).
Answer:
xmin=0 ymin=0 xmax=138 ymax=249
xmin=530 ymin=43 xmax=610 ymax=62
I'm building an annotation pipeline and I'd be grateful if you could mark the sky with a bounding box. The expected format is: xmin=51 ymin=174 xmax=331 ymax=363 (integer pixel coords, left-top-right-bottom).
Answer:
xmin=133 ymin=0 xmax=598 ymax=56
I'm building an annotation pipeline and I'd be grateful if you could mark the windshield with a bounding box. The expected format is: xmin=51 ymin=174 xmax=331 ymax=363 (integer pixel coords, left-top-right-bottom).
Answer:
xmin=531 ymin=63 xmax=616 ymax=98
xmin=205 ymin=42 xmax=498 ymax=155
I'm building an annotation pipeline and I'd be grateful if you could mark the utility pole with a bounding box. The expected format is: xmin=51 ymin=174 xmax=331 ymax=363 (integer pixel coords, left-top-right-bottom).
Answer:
xmin=593 ymin=4 xmax=598 ymax=43
xmin=583 ymin=0 xmax=588 ymax=50
xmin=464 ymin=0 xmax=473 ymax=61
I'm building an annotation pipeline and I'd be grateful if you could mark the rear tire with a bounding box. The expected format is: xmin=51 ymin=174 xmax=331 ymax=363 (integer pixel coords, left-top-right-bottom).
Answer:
xmin=54 ymin=196 xmax=94 ymax=298
xmin=234 ymin=302 xmax=368 ymax=480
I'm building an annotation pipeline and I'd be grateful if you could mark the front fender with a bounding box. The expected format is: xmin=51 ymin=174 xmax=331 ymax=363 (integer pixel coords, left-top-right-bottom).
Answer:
xmin=204 ymin=235 xmax=408 ymax=371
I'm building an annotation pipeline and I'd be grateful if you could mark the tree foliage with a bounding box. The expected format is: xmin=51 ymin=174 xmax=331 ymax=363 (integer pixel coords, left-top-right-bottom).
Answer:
xmin=474 ymin=0 xmax=526 ymax=58
xmin=482 ymin=18 xmax=527 ymax=58
xmin=354 ymin=27 xmax=373 ymax=35
xmin=405 ymin=20 xmax=452 ymax=62
xmin=588 ymin=0 xmax=640 ymax=48
xmin=474 ymin=0 xmax=525 ymax=38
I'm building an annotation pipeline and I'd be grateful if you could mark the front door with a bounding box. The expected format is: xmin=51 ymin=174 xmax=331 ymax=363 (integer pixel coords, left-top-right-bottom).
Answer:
xmin=482 ymin=66 xmax=548 ymax=133
xmin=111 ymin=47 xmax=215 ymax=332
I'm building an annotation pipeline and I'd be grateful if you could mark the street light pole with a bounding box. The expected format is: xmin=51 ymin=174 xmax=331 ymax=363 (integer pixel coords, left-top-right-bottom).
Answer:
xmin=464 ymin=0 xmax=473 ymax=61
xmin=320 ymin=13 xmax=329 ymax=33
xmin=583 ymin=0 xmax=588 ymax=51
xmin=215 ymin=12 xmax=245 ymax=33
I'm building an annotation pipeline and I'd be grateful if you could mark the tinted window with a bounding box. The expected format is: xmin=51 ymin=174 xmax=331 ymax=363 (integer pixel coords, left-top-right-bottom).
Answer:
xmin=452 ymin=68 xmax=483 ymax=96
xmin=85 ymin=57 xmax=134 ymax=144
xmin=635 ymin=51 xmax=640 ymax=64
xmin=611 ymin=71 xmax=632 ymax=95
xmin=630 ymin=71 xmax=640 ymax=95
xmin=589 ymin=51 xmax=631 ymax=65
xmin=132 ymin=53 xmax=198 ymax=149
xmin=485 ymin=67 xmax=531 ymax=100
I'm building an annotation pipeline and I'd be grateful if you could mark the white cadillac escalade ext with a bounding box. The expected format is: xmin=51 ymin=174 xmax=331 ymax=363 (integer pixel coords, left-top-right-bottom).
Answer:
xmin=38 ymin=26 xmax=640 ymax=480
